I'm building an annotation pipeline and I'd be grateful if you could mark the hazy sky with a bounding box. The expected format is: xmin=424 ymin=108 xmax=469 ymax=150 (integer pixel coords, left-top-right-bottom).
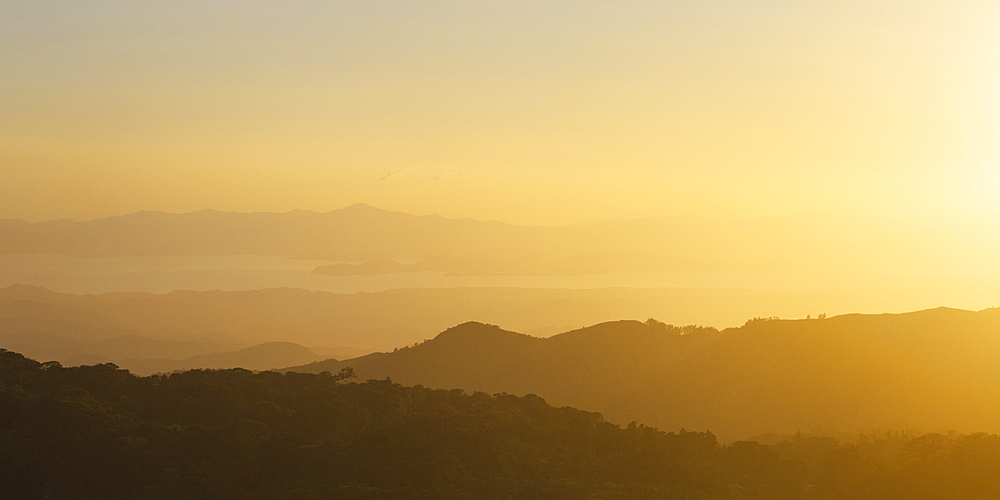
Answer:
xmin=2 ymin=0 xmax=999 ymax=225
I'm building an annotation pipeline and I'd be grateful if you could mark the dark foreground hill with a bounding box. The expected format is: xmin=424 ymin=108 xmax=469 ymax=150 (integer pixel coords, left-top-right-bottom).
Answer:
xmin=286 ymin=308 xmax=1000 ymax=440
xmin=6 ymin=349 xmax=1000 ymax=500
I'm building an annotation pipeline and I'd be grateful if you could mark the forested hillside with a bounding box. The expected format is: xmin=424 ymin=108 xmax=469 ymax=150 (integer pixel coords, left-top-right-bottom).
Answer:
xmin=5 ymin=348 xmax=1000 ymax=499
xmin=287 ymin=308 xmax=1000 ymax=439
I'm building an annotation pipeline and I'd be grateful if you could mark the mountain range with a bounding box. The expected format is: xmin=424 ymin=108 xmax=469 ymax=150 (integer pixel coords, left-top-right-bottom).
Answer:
xmin=6 ymin=280 xmax=1000 ymax=439
xmin=285 ymin=308 xmax=1000 ymax=440
xmin=9 ymin=282 xmax=995 ymax=355
xmin=4 ymin=204 xmax=999 ymax=280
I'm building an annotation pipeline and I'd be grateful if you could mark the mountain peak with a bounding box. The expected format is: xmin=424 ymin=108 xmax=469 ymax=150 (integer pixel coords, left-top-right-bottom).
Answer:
xmin=0 ymin=283 xmax=61 ymax=303
xmin=237 ymin=341 xmax=317 ymax=356
xmin=340 ymin=203 xmax=382 ymax=213
xmin=431 ymin=322 xmax=535 ymax=345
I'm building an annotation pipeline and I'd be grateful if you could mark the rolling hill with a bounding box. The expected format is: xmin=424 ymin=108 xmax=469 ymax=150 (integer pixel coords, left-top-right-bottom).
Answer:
xmin=9 ymin=282 xmax=1000 ymax=354
xmin=285 ymin=308 xmax=1000 ymax=440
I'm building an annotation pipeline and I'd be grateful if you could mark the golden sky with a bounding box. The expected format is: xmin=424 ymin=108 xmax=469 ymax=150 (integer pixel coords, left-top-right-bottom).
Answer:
xmin=2 ymin=0 xmax=999 ymax=225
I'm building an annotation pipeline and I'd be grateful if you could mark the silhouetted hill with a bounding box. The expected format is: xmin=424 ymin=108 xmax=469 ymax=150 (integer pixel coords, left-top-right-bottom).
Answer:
xmin=0 ymin=325 xmax=318 ymax=375
xmin=8 ymin=347 xmax=1000 ymax=499
xmin=10 ymin=283 xmax=1000 ymax=420
xmin=285 ymin=309 xmax=1000 ymax=440
xmin=0 ymin=284 xmax=767 ymax=352
xmin=0 ymin=348 xmax=722 ymax=499
xmin=121 ymin=341 xmax=321 ymax=374
xmin=17 ymin=283 xmax=998 ymax=355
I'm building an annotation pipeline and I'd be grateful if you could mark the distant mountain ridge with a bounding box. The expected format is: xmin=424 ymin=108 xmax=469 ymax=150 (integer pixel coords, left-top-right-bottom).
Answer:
xmin=0 ymin=204 xmax=517 ymax=259
xmin=0 ymin=315 xmax=322 ymax=375
xmin=119 ymin=341 xmax=322 ymax=374
xmin=5 ymin=204 xmax=998 ymax=279
xmin=284 ymin=308 xmax=1000 ymax=440
xmin=0 ymin=284 xmax=334 ymax=374
xmin=8 ymin=280 xmax=1000 ymax=438
xmin=0 ymin=283 xmax=764 ymax=351
xmin=2 ymin=205 xmax=742 ymax=276
xmin=6 ymin=282 xmax=1000 ymax=354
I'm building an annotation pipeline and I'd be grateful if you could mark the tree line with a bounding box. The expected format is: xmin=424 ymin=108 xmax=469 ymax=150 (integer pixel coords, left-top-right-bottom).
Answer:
xmin=1 ymin=348 xmax=997 ymax=499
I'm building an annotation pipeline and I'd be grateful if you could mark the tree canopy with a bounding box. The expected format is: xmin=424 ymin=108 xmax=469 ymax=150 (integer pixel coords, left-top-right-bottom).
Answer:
xmin=2 ymin=348 xmax=999 ymax=499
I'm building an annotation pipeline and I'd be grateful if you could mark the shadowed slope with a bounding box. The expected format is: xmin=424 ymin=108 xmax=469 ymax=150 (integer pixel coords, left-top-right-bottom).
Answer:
xmin=285 ymin=309 xmax=1000 ymax=440
xmin=289 ymin=322 xmax=542 ymax=392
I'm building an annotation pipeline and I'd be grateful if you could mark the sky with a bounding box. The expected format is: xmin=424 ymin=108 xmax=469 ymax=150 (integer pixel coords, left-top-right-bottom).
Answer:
xmin=2 ymin=0 xmax=999 ymax=225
